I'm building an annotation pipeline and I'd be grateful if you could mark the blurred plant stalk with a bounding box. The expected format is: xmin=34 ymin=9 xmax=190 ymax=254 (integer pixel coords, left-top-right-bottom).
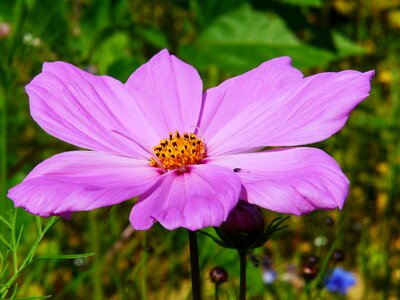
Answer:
xmin=382 ymin=63 xmax=400 ymax=300
xmin=0 ymin=0 xmax=24 ymax=228
xmin=0 ymin=84 xmax=7 ymax=217
xmin=89 ymin=211 xmax=104 ymax=300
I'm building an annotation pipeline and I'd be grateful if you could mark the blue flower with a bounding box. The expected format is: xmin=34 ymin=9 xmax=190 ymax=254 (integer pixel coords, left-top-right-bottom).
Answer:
xmin=262 ymin=270 xmax=277 ymax=285
xmin=324 ymin=267 xmax=356 ymax=295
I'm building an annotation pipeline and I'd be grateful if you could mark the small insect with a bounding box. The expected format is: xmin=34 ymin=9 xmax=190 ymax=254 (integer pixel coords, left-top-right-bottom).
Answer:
xmin=233 ymin=168 xmax=241 ymax=173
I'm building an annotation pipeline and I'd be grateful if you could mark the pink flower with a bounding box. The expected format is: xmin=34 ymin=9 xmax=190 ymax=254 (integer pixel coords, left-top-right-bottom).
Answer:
xmin=8 ymin=50 xmax=374 ymax=231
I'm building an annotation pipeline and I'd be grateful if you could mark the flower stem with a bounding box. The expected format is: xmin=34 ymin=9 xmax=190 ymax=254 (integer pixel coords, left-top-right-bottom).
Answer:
xmin=239 ymin=250 xmax=247 ymax=300
xmin=89 ymin=211 xmax=103 ymax=300
xmin=141 ymin=232 xmax=148 ymax=300
xmin=214 ymin=283 xmax=219 ymax=300
xmin=188 ymin=230 xmax=201 ymax=300
xmin=0 ymin=217 xmax=59 ymax=298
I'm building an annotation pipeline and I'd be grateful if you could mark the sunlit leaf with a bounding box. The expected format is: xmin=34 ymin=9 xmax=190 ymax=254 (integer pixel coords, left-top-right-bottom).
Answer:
xmin=136 ymin=26 xmax=170 ymax=49
xmin=333 ymin=31 xmax=366 ymax=58
xmin=179 ymin=5 xmax=365 ymax=74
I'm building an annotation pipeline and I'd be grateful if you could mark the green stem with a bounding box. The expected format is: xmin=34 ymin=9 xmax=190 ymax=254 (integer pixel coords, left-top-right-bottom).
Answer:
xmin=10 ymin=211 xmax=18 ymax=274
xmin=141 ymin=233 xmax=148 ymax=300
xmin=0 ymin=217 xmax=59 ymax=298
xmin=89 ymin=212 xmax=103 ymax=300
xmin=188 ymin=230 xmax=201 ymax=300
xmin=0 ymin=81 xmax=8 ymax=217
xmin=214 ymin=283 xmax=219 ymax=300
xmin=239 ymin=250 xmax=247 ymax=300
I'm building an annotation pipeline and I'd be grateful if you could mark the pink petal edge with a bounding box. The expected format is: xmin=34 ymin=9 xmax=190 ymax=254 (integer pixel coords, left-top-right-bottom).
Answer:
xmin=199 ymin=56 xmax=304 ymax=144
xmin=207 ymin=147 xmax=349 ymax=215
xmin=8 ymin=151 xmax=160 ymax=217
xmin=205 ymin=67 xmax=374 ymax=156
xmin=27 ymin=62 xmax=159 ymax=159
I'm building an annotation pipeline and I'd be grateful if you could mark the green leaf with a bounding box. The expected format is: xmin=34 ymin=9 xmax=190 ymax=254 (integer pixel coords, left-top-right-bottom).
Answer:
xmin=0 ymin=235 xmax=11 ymax=250
xmin=136 ymin=26 xmax=170 ymax=49
xmin=200 ymin=4 xmax=300 ymax=47
xmin=91 ymin=32 xmax=131 ymax=74
xmin=0 ymin=216 xmax=11 ymax=230
xmin=35 ymin=252 xmax=95 ymax=261
xmin=179 ymin=5 xmax=364 ymax=74
xmin=15 ymin=224 xmax=24 ymax=249
xmin=9 ymin=296 xmax=52 ymax=300
xmin=278 ymin=0 xmax=323 ymax=7
xmin=107 ymin=57 xmax=145 ymax=82
xmin=191 ymin=0 xmax=252 ymax=30
xmin=333 ymin=31 xmax=366 ymax=58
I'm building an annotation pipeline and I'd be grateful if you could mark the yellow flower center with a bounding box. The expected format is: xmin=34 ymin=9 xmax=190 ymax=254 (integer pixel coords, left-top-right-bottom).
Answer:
xmin=150 ymin=130 xmax=206 ymax=171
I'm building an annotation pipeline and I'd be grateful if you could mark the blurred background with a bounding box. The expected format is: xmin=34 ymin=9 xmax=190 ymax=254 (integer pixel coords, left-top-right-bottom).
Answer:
xmin=0 ymin=0 xmax=399 ymax=299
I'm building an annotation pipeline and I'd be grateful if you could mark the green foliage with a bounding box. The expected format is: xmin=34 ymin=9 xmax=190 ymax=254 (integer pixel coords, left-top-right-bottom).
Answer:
xmin=0 ymin=212 xmax=94 ymax=299
xmin=179 ymin=4 xmax=365 ymax=73
xmin=278 ymin=0 xmax=323 ymax=7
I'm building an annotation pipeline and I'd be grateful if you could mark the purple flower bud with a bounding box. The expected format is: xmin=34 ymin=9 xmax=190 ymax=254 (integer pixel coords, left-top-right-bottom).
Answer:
xmin=145 ymin=245 xmax=154 ymax=254
xmin=307 ymin=255 xmax=320 ymax=266
xmin=219 ymin=200 xmax=265 ymax=249
xmin=325 ymin=216 xmax=335 ymax=226
xmin=301 ymin=254 xmax=319 ymax=280
xmin=302 ymin=265 xmax=319 ymax=281
xmin=0 ymin=23 xmax=11 ymax=39
xmin=209 ymin=267 xmax=228 ymax=284
xmin=332 ymin=249 xmax=345 ymax=263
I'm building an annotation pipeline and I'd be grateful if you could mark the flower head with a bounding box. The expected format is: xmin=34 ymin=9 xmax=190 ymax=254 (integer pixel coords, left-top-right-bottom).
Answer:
xmin=8 ymin=49 xmax=374 ymax=230
xmin=217 ymin=200 xmax=266 ymax=249
xmin=324 ymin=267 xmax=356 ymax=295
xmin=0 ymin=22 xmax=11 ymax=39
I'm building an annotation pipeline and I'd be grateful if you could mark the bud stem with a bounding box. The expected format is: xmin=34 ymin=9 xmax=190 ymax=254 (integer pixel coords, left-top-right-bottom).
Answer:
xmin=188 ymin=230 xmax=202 ymax=300
xmin=214 ymin=283 xmax=219 ymax=300
xmin=239 ymin=250 xmax=247 ymax=300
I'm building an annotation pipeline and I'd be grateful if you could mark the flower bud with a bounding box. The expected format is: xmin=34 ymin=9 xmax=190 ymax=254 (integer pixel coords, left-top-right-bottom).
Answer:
xmin=302 ymin=254 xmax=319 ymax=281
xmin=332 ymin=249 xmax=345 ymax=263
xmin=145 ymin=245 xmax=154 ymax=254
xmin=307 ymin=255 xmax=319 ymax=266
xmin=217 ymin=200 xmax=265 ymax=250
xmin=209 ymin=267 xmax=228 ymax=284
xmin=302 ymin=265 xmax=318 ymax=281
xmin=0 ymin=23 xmax=11 ymax=39
xmin=325 ymin=216 xmax=335 ymax=226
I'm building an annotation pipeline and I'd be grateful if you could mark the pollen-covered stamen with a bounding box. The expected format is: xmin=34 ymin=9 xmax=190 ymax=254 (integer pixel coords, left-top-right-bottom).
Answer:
xmin=150 ymin=130 xmax=206 ymax=171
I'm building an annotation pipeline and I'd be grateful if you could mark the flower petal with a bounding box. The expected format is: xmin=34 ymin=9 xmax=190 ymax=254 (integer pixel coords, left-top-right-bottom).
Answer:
xmin=129 ymin=164 xmax=242 ymax=230
xmin=8 ymin=151 xmax=160 ymax=217
xmin=199 ymin=57 xmax=303 ymax=144
xmin=27 ymin=62 xmax=158 ymax=158
xmin=126 ymin=49 xmax=203 ymax=139
xmin=208 ymin=148 xmax=349 ymax=215
xmin=205 ymin=68 xmax=374 ymax=156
